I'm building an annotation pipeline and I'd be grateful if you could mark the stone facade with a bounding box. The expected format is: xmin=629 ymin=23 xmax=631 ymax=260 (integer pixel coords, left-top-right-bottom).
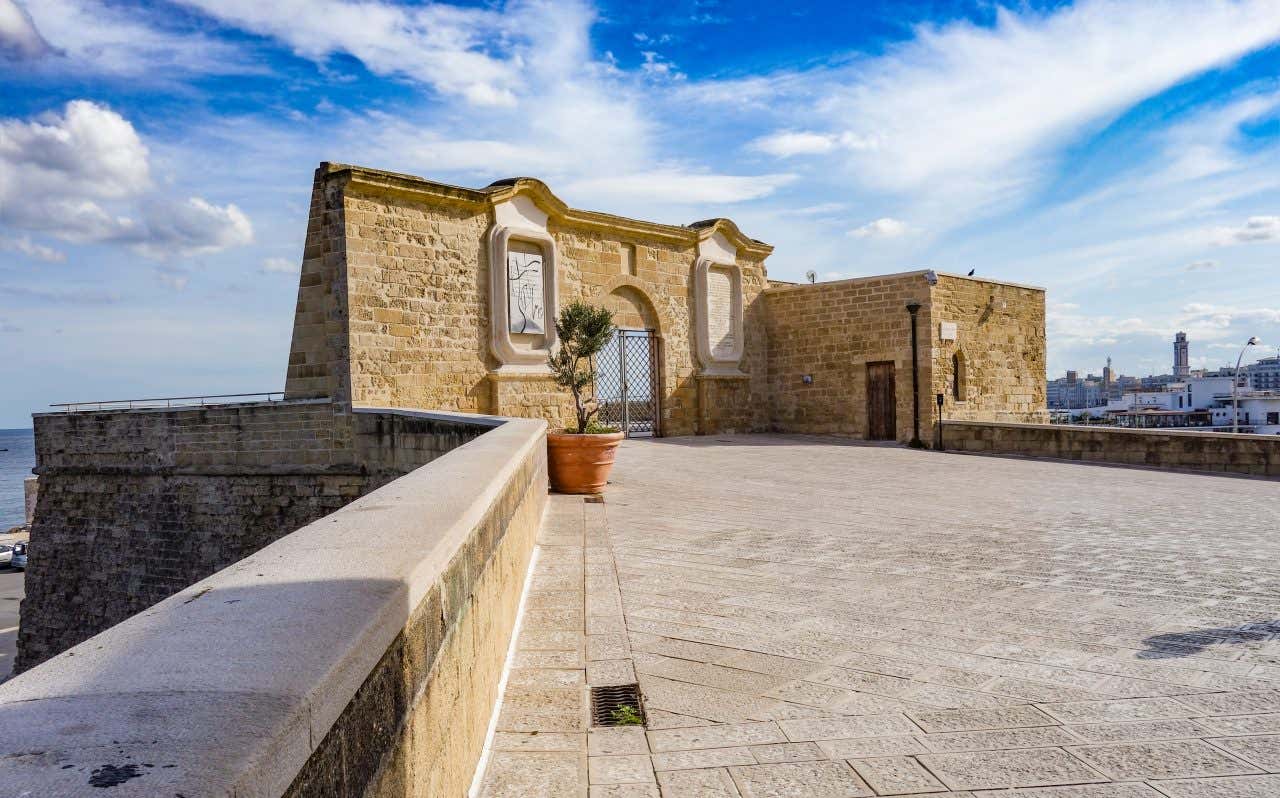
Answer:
xmin=284 ymin=165 xmax=775 ymax=436
xmin=18 ymin=403 xmax=495 ymax=671
xmin=282 ymin=165 xmax=1043 ymax=444
xmin=763 ymin=271 xmax=1046 ymax=442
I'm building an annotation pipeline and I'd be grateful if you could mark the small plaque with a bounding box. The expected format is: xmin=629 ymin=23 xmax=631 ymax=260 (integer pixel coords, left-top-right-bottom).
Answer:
xmin=939 ymin=321 xmax=957 ymax=341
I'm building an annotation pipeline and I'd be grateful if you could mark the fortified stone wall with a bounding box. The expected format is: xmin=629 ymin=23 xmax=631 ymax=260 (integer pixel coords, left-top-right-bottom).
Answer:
xmin=0 ymin=415 xmax=548 ymax=798
xmin=931 ymin=274 xmax=1047 ymax=424
xmin=763 ymin=272 xmax=933 ymax=441
xmin=18 ymin=402 xmax=495 ymax=672
xmin=763 ymin=272 xmax=1048 ymax=443
xmin=283 ymin=165 xmax=773 ymax=437
xmin=943 ymin=420 xmax=1280 ymax=477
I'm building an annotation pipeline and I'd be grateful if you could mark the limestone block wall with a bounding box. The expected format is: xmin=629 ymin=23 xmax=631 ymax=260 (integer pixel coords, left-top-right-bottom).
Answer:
xmin=0 ymin=414 xmax=547 ymax=798
xmin=18 ymin=402 xmax=494 ymax=672
xmin=763 ymin=272 xmax=1048 ymax=443
xmin=282 ymin=164 xmax=774 ymax=438
xmin=943 ymin=420 xmax=1280 ymax=477
xmin=931 ymin=275 xmax=1047 ymax=424
xmin=763 ymin=272 xmax=933 ymax=440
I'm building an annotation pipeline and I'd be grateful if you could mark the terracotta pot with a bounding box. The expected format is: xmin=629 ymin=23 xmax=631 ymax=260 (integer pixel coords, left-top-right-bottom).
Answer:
xmin=546 ymin=431 xmax=625 ymax=494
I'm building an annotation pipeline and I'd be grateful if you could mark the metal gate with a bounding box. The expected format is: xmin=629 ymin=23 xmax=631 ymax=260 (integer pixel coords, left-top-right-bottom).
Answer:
xmin=595 ymin=329 xmax=659 ymax=437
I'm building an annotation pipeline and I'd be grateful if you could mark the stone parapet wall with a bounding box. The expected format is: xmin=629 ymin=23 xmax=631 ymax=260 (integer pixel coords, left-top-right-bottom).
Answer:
xmin=0 ymin=414 xmax=547 ymax=797
xmin=18 ymin=402 xmax=496 ymax=672
xmin=943 ymin=420 xmax=1280 ymax=477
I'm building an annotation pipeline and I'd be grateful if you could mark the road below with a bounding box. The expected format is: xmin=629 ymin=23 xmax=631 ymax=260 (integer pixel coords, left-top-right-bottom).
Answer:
xmin=0 ymin=568 xmax=22 ymax=679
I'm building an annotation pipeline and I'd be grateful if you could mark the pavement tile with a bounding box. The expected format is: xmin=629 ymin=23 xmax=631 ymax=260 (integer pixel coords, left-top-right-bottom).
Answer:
xmin=916 ymin=748 xmax=1106 ymax=791
xmin=1067 ymin=740 xmax=1260 ymax=780
xmin=778 ymin=714 xmax=920 ymax=742
xmin=908 ymin=705 xmax=1058 ymax=733
xmin=1037 ymin=698 xmax=1196 ymax=724
xmin=481 ymin=751 xmax=585 ymax=797
xmin=1197 ymin=713 xmax=1280 ymax=735
xmin=920 ymin=725 xmax=1079 ymax=752
xmin=588 ymin=659 xmax=637 ymax=687
xmin=1205 ymin=733 xmax=1280 ymax=770
xmin=492 ymin=732 xmax=585 ymax=752
xmin=648 ymin=722 xmax=787 ymax=752
xmin=655 ymin=767 xmax=742 ymax=797
xmin=816 ymin=736 xmax=931 ymax=759
xmin=747 ymin=743 xmax=825 ymax=763
xmin=589 ymin=728 xmax=651 ymax=756
xmin=1059 ymin=719 xmax=1212 ymax=743
xmin=589 ymin=755 xmax=656 ymax=785
xmin=849 ymin=755 xmax=947 ymax=795
xmin=590 ymin=785 xmax=659 ymax=798
xmin=968 ymin=785 xmax=1160 ymax=797
xmin=1149 ymin=774 xmax=1280 ymax=797
xmin=727 ymin=760 xmax=874 ymax=798
xmin=652 ymin=748 xmax=757 ymax=772
xmin=1173 ymin=691 xmax=1280 ymax=716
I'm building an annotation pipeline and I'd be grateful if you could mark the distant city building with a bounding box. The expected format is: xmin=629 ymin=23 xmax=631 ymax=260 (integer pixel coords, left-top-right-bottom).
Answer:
xmin=1173 ymin=331 xmax=1190 ymax=379
xmin=1248 ymin=355 xmax=1280 ymax=391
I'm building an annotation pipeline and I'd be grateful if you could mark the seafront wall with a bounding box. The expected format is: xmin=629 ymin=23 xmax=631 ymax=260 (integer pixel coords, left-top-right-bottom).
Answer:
xmin=0 ymin=413 xmax=547 ymax=797
xmin=942 ymin=420 xmax=1280 ymax=477
xmin=18 ymin=402 xmax=497 ymax=671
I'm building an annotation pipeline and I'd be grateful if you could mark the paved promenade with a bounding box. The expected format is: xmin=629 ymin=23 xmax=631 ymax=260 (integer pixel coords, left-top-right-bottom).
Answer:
xmin=480 ymin=436 xmax=1280 ymax=797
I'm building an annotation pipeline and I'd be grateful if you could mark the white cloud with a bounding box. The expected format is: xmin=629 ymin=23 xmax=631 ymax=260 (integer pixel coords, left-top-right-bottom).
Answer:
xmin=1185 ymin=259 xmax=1218 ymax=272
xmin=1210 ymin=215 xmax=1280 ymax=245
xmin=563 ymin=169 xmax=795 ymax=205
xmin=173 ymin=0 xmax=553 ymax=106
xmin=21 ymin=0 xmax=254 ymax=78
xmin=749 ymin=130 xmax=878 ymax=158
xmin=0 ymin=0 xmax=51 ymax=59
xmin=739 ymin=0 xmax=1280 ymax=224
xmin=2 ymin=235 xmax=65 ymax=262
xmin=849 ymin=218 xmax=909 ymax=239
xmin=0 ymin=101 xmax=253 ymax=258
xmin=261 ymin=257 xmax=297 ymax=274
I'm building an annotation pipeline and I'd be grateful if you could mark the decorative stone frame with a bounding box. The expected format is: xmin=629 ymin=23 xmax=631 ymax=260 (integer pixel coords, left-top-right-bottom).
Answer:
xmin=488 ymin=224 xmax=558 ymax=372
xmin=694 ymin=257 xmax=745 ymax=376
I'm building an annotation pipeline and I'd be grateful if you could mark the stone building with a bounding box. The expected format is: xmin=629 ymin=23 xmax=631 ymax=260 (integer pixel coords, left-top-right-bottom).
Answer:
xmin=285 ymin=163 xmax=1047 ymax=442
xmin=14 ymin=161 xmax=1047 ymax=672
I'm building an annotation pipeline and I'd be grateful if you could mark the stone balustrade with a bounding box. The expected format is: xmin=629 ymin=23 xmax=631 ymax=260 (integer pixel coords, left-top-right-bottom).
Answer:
xmin=0 ymin=409 xmax=547 ymax=797
xmin=942 ymin=419 xmax=1280 ymax=477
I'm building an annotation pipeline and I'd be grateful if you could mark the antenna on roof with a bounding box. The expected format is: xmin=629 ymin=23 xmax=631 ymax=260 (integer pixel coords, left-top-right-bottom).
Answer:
xmin=805 ymin=270 xmax=816 ymax=284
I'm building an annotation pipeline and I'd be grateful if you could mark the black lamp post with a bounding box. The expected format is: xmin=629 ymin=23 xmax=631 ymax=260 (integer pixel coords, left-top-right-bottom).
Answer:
xmin=935 ymin=393 xmax=945 ymax=450
xmin=906 ymin=302 xmax=923 ymax=448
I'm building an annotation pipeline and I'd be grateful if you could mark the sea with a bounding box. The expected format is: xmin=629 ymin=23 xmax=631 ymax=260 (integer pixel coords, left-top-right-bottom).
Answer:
xmin=0 ymin=429 xmax=35 ymax=529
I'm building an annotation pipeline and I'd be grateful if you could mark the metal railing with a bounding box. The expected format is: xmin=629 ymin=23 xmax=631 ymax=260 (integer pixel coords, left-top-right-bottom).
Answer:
xmin=50 ymin=392 xmax=286 ymax=413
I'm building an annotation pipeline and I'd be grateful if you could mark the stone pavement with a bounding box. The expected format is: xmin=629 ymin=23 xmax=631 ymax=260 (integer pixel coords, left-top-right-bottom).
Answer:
xmin=478 ymin=435 xmax=1280 ymax=797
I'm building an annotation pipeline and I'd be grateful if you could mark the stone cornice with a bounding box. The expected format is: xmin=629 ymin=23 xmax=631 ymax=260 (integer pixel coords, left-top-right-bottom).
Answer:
xmin=321 ymin=162 xmax=774 ymax=259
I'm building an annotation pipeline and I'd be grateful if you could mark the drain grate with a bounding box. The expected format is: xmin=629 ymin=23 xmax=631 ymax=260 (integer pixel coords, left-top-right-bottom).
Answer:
xmin=584 ymin=495 xmax=604 ymax=504
xmin=591 ymin=683 xmax=646 ymax=726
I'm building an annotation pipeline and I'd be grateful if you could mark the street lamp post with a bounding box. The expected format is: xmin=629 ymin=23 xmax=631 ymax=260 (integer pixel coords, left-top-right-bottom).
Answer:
xmin=1232 ymin=336 xmax=1260 ymax=434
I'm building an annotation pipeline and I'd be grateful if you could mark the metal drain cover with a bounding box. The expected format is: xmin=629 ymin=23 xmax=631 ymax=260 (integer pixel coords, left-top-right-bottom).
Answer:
xmin=590 ymin=683 xmax=646 ymax=726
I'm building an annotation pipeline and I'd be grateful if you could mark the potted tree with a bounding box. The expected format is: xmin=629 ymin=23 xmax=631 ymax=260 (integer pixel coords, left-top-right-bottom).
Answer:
xmin=546 ymin=300 xmax=624 ymax=494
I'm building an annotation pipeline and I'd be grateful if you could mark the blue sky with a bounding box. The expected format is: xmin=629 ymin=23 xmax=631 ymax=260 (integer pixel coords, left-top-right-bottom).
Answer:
xmin=1 ymin=0 xmax=1279 ymax=427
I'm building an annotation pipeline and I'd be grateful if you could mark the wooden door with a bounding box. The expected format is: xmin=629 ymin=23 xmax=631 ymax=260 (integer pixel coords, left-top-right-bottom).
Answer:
xmin=866 ymin=361 xmax=897 ymax=441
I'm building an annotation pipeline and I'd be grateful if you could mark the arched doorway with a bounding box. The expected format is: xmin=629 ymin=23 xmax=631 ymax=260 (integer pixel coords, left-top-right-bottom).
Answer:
xmin=596 ymin=285 xmax=662 ymax=437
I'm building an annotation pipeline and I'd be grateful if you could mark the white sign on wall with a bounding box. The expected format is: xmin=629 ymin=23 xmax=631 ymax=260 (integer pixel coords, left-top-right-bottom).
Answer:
xmin=507 ymin=250 xmax=545 ymax=334
xmin=940 ymin=321 xmax=958 ymax=341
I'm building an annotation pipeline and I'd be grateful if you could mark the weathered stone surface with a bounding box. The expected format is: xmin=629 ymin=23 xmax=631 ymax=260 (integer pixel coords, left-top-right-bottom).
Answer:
xmin=915 ymin=749 xmax=1105 ymax=791
xmin=727 ymin=760 xmax=873 ymax=798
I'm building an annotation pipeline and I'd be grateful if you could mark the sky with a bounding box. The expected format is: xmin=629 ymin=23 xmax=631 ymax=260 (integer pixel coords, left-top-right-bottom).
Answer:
xmin=1 ymin=0 xmax=1279 ymax=427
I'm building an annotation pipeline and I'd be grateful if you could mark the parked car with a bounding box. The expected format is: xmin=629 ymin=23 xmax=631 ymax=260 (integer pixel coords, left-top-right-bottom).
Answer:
xmin=11 ymin=542 xmax=26 ymax=570
xmin=0 ymin=545 xmax=10 ymax=567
